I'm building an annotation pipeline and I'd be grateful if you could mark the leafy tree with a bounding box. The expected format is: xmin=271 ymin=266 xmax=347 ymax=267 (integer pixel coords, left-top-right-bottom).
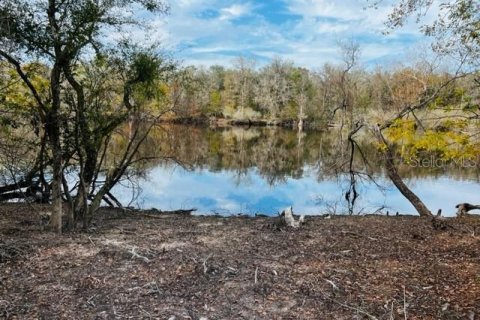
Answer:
xmin=0 ymin=0 xmax=169 ymax=232
xmin=382 ymin=0 xmax=479 ymax=62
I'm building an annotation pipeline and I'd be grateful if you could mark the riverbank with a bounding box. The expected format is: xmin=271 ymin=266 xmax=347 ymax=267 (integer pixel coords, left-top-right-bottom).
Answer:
xmin=1 ymin=203 xmax=479 ymax=319
xmin=159 ymin=115 xmax=328 ymax=130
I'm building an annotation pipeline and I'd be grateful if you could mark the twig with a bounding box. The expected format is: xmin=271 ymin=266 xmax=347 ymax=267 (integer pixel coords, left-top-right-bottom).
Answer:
xmin=144 ymin=281 xmax=161 ymax=297
xmin=390 ymin=301 xmax=395 ymax=320
xmin=87 ymin=294 xmax=97 ymax=307
xmin=129 ymin=246 xmax=150 ymax=263
xmin=325 ymin=279 xmax=339 ymax=291
xmin=203 ymin=253 xmax=213 ymax=274
xmin=403 ymin=286 xmax=408 ymax=320
xmin=254 ymin=266 xmax=259 ymax=284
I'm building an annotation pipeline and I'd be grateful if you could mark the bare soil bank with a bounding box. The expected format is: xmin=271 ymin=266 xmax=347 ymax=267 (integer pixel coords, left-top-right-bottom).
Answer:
xmin=1 ymin=203 xmax=480 ymax=319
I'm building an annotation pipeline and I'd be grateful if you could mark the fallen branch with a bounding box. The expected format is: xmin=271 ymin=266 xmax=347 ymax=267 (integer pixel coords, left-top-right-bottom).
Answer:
xmin=106 ymin=192 xmax=123 ymax=208
xmin=169 ymin=208 xmax=197 ymax=215
xmin=455 ymin=203 xmax=480 ymax=216
xmin=146 ymin=208 xmax=197 ymax=215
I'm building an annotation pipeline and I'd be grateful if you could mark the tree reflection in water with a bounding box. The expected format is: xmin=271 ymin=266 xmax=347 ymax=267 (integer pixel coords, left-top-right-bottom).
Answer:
xmin=112 ymin=124 xmax=480 ymax=216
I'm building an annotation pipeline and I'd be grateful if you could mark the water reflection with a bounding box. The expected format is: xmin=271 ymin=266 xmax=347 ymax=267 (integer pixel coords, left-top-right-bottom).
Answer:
xmin=113 ymin=125 xmax=480 ymax=216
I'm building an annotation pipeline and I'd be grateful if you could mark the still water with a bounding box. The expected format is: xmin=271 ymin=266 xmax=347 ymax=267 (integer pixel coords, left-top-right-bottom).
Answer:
xmin=113 ymin=125 xmax=480 ymax=217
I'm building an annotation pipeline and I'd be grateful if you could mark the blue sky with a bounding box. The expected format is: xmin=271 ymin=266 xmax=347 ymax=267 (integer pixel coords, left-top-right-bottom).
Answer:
xmin=143 ymin=0 xmax=441 ymax=68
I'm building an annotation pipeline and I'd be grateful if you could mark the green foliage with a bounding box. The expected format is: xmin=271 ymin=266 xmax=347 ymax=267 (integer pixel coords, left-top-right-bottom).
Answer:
xmin=428 ymin=86 xmax=466 ymax=110
xmin=386 ymin=117 xmax=479 ymax=164
xmin=130 ymin=52 xmax=162 ymax=86
xmin=280 ymin=102 xmax=299 ymax=120
xmin=0 ymin=0 xmax=171 ymax=231
xmin=207 ymin=90 xmax=222 ymax=116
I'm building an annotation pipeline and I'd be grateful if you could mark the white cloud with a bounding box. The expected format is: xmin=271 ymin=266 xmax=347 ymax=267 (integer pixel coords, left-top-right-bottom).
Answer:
xmin=134 ymin=0 xmax=444 ymax=68
xmin=287 ymin=0 xmax=364 ymax=21
xmin=113 ymin=165 xmax=480 ymax=216
xmin=219 ymin=3 xmax=252 ymax=21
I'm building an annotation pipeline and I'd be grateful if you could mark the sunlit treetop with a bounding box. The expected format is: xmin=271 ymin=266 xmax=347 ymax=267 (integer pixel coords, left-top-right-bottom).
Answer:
xmin=374 ymin=0 xmax=480 ymax=62
xmin=0 ymin=0 xmax=169 ymax=61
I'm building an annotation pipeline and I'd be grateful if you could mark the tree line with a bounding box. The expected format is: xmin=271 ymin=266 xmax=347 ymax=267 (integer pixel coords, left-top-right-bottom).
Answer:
xmin=167 ymin=53 xmax=478 ymax=130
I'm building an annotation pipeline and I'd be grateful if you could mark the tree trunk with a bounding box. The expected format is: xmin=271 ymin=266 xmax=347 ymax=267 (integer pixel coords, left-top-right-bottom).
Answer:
xmin=47 ymin=120 xmax=63 ymax=232
xmin=50 ymin=159 xmax=63 ymax=233
xmin=63 ymin=63 xmax=100 ymax=229
xmin=377 ymin=130 xmax=432 ymax=217
xmin=47 ymin=63 xmax=63 ymax=233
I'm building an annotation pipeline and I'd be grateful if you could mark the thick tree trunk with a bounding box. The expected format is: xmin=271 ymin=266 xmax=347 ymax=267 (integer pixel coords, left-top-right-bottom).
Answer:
xmin=50 ymin=160 xmax=63 ymax=233
xmin=65 ymin=203 xmax=75 ymax=230
xmin=384 ymin=147 xmax=432 ymax=217
xmin=47 ymin=116 xmax=63 ymax=233
xmin=376 ymin=129 xmax=432 ymax=217
xmin=63 ymin=63 xmax=100 ymax=229
xmin=47 ymin=63 xmax=63 ymax=233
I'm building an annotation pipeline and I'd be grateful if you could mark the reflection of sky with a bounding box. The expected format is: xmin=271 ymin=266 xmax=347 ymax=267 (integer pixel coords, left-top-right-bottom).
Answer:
xmin=112 ymin=165 xmax=480 ymax=217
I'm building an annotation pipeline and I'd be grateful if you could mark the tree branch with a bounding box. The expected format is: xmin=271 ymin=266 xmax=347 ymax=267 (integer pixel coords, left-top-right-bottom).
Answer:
xmin=0 ymin=50 xmax=47 ymax=120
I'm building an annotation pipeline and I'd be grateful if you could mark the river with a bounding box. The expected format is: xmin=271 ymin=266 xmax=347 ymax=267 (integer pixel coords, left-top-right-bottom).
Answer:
xmin=112 ymin=124 xmax=480 ymax=216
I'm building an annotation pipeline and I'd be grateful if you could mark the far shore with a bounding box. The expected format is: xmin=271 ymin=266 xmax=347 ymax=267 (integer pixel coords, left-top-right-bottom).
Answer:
xmin=156 ymin=115 xmax=334 ymax=130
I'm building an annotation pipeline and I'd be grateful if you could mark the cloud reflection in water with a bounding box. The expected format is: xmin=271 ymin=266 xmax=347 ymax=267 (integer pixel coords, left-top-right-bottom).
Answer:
xmin=113 ymin=165 xmax=480 ymax=217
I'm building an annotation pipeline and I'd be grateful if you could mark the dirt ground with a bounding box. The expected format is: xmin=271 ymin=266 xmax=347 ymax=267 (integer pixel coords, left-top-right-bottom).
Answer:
xmin=1 ymin=203 xmax=480 ymax=319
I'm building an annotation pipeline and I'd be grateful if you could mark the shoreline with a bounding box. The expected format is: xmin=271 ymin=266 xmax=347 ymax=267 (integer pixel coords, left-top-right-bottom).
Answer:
xmin=156 ymin=116 xmax=331 ymax=130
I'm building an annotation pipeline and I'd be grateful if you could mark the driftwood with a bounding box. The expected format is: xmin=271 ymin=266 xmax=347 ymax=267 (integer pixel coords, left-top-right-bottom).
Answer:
xmin=139 ymin=208 xmax=197 ymax=216
xmin=456 ymin=203 xmax=480 ymax=216
xmin=163 ymin=208 xmax=197 ymax=215
xmin=281 ymin=206 xmax=305 ymax=228
xmin=0 ymin=184 xmax=50 ymax=203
